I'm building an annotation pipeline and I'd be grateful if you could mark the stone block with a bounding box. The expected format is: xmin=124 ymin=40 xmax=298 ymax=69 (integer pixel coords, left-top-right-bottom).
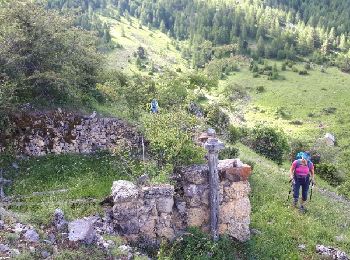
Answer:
xmin=227 ymin=218 xmax=250 ymax=242
xmin=178 ymin=165 xmax=208 ymax=184
xmin=157 ymin=197 xmax=174 ymax=213
xmin=187 ymin=207 xmax=209 ymax=227
xmin=68 ymin=219 xmax=96 ymax=244
xmin=224 ymin=182 xmax=251 ymax=201
xmin=112 ymin=181 xmax=138 ymax=203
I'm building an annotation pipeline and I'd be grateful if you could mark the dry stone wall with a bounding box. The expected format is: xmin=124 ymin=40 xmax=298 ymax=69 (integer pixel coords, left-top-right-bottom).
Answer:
xmin=0 ymin=110 xmax=141 ymax=156
xmin=110 ymin=159 xmax=252 ymax=243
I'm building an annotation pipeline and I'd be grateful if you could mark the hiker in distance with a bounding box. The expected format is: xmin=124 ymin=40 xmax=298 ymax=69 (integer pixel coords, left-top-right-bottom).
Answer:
xmin=150 ymin=98 xmax=159 ymax=113
xmin=289 ymin=152 xmax=316 ymax=212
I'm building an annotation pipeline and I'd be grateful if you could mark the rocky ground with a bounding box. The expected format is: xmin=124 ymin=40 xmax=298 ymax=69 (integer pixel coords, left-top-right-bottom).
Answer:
xmin=0 ymin=207 xmax=149 ymax=259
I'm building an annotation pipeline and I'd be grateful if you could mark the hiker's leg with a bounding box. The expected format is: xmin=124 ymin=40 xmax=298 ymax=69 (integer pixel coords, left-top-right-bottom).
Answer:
xmin=300 ymin=177 xmax=310 ymax=210
xmin=293 ymin=178 xmax=301 ymax=206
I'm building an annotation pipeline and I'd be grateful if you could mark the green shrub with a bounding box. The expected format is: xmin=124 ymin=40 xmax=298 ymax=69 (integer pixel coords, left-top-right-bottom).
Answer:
xmin=227 ymin=125 xmax=241 ymax=144
xmin=292 ymin=66 xmax=299 ymax=73
xmin=219 ymin=146 xmax=239 ymax=160
xmin=288 ymin=139 xmax=311 ymax=162
xmin=338 ymin=180 xmax=350 ymax=199
xmin=322 ymin=107 xmax=337 ymax=115
xmin=281 ymin=63 xmax=287 ymax=71
xmin=158 ymin=227 xmax=244 ymax=260
xmin=249 ymin=126 xmax=289 ymax=164
xmin=141 ymin=111 xmax=206 ymax=170
xmin=256 ymin=86 xmax=265 ymax=93
xmin=304 ymin=63 xmax=311 ymax=70
xmin=275 ymin=107 xmax=292 ymax=119
xmin=317 ymin=163 xmax=343 ymax=186
xmin=298 ymin=70 xmax=308 ymax=75
xmin=289 ymin=120 xmax=303 ymax=125
xmin=204 ymin=105 xmax=230 ymax=134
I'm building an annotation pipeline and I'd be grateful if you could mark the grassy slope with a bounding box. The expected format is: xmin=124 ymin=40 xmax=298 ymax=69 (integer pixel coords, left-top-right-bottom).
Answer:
xmin=3 ymin=143 xmax=349 ymax=258
xmin=3 ymin=153 xmax=133 ymax=224
xmin=215 ymin=62 xmax=350 ymax=148
xmin=103 ymin=16 xmax=188 ymax=75
xmin=238 ymin=143 xmax=350 ymax=259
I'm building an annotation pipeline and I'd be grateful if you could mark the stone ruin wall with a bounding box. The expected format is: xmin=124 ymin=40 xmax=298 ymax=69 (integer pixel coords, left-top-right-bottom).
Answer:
xmin=0 ymin=111 xmax=253 ymax=243
xmin=111 ymin=159 xmax=252 ymax=243
xmin=0 ymin=110 xmax=141 ymax=156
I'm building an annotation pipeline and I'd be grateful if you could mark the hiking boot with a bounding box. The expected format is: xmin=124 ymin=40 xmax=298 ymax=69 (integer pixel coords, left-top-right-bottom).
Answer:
xmin=292 ymin=200 xmax=298 ymax=208
xmin=299 ymin=205 xmax=307 ymax=213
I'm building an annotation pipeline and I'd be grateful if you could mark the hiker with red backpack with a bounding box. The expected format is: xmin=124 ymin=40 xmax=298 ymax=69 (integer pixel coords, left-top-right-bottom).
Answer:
xmin=289 ymin=152 xmax=315 ymax=212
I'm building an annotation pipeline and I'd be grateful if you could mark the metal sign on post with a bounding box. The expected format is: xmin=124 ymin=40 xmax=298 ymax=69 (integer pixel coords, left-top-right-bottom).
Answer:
xmin=204 ymin=129 xmax=224 ymax=241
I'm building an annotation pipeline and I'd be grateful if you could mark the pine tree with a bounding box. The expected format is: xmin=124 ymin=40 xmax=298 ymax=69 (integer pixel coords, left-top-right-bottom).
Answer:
xmin=160 ymin=20 xmax=166 ymax=33
xmin=257 ymin=36 xmax=265 ymax=57
xmin=339 ymin=34 xmax=347 ymax=50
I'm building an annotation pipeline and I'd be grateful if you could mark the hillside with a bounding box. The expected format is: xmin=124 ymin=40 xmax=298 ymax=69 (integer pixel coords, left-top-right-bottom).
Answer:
xmin=1 ymin=0 xmax=350 ymax=259
xmin=104 ymin=16 xmax=188 ymax=74
xmin=1 ymin=142 xmax=349 ymax=259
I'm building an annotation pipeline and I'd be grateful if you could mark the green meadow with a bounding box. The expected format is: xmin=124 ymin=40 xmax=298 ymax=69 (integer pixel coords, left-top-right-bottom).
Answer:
xmin=213 ymin=62 xmax=350 ymax=148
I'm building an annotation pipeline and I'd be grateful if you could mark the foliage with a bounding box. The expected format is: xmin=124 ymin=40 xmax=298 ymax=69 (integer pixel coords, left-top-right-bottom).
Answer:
xmin=204 ymin=105 xmax=230 ymax=134
xmin=222 ymin=82 xmax=249 ymax=101
xmin=275 ymin=107 xmax=292 ymax=120
xmin=140 ymin=111 xmax=205 ymax=170
xmin=218 ymin=145 xmax=239 ymax=160
xmin=316 ymin=163 xmax=344 ymax=186
xmin=227 ymin=125 xmax=242 ymax=144
xmin=157 ymin=73 xmax=190 ymax=110
xmin=298 ymin=70 xmax=308 ymax=75
xmin=187 ymin=73 xmax=218 ymax=92
xmin=158 ymin=227 xmax=245 ymax=260
xmin=0 ymin=1 xmax=102 ymax=106
xmin=248 ymin=126 xmax=289 ymax=164
xmin=338 ymin=180 xmax=350 ymax=199
xmin=256 ymin=86 xmax=265 ymax=93
xmin=205 ymin=58 xmax=240 ymax=80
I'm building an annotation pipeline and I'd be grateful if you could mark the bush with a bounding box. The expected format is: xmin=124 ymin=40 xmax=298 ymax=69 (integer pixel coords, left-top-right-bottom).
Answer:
xmin=338 ymin=180 xmax=350 ymax=199
xmin=219 ymin=146 xmax=239 ymax=160
xmin=248 ymin=126 xmax=289 ymax=164
xmin=317 ymin=163 xmax=343 ymax=186
xmin=289 ymin=120 xmax=303 ymax=125
xmin=292 ymin=66 xmax=299 ymax=73
xmin=204 ymin=105 xmax=230 ymax=134
xmin=158 ymin=227 xmax=243 ymax=260
xmin=322 ymin=107 xmax=337 ymax=115
xmin=298 ymin=70 xmax=308 ymax=75
xmin=227 ymin=125 xmax=241 ymax=144
xmin=288 ymin=139 xmax=311 ymax=162
xmin=281 ymin=63 xmax=287 ymax=71
xmin=304 ymin=63 xmax=311 ymax=70
xmin=275 ymin=107 xmax=292 ymax=119
xmin=256 ymin=86 xmax=265 ymax=93
xmin=141 ymin=111 xmax=206 ymax=169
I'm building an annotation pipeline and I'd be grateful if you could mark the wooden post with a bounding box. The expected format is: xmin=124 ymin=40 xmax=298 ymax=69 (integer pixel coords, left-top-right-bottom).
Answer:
xmin=0 ymin=169 xmax=11 ymax=200
xmin=204 ymin=130 xmax=224 ymax=241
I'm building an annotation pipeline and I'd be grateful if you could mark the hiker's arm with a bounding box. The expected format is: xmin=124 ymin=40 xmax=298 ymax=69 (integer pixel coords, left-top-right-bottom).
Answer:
xmin=289 ymin=165 xmax=295 ymax=180
xmin=311 ymin=168 xmax=315 ymax=184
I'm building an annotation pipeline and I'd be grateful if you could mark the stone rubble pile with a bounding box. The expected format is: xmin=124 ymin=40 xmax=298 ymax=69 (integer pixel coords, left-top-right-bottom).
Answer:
xmin=0 ymin=110 xmax=141 ymax=156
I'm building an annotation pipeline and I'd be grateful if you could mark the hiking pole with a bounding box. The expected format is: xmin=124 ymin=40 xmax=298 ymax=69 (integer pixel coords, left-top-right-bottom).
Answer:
xmin=287 ymin=179 xmax=294 ymax=202
xmin=309 ymin=180 xmax=314 ymax=201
